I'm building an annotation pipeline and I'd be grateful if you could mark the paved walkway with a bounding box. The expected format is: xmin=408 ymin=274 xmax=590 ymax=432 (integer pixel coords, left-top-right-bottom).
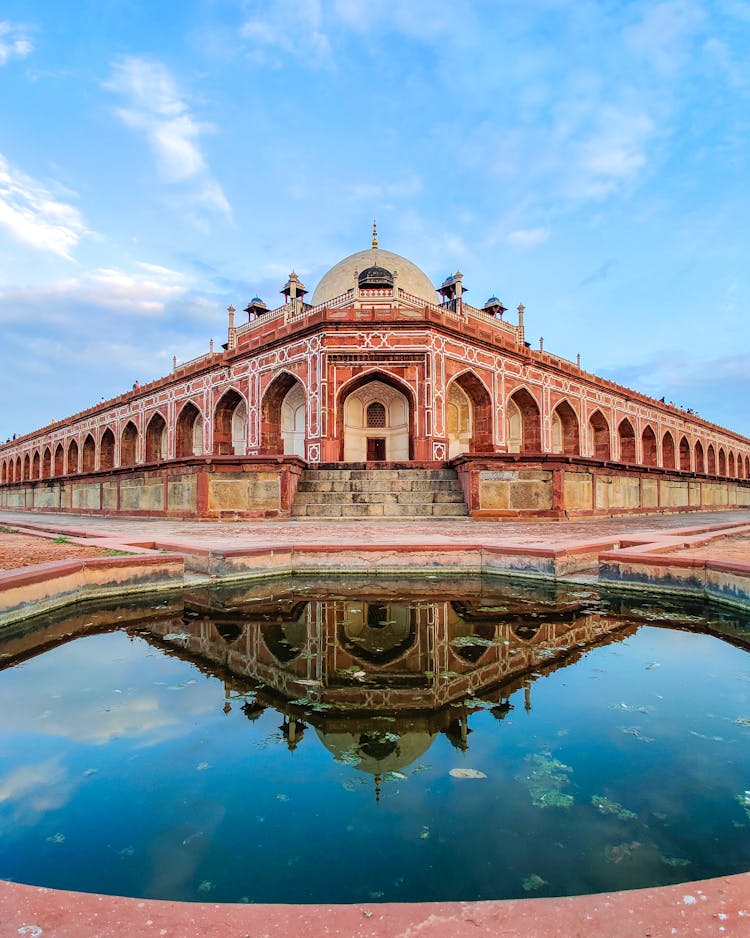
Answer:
xmin=3 ymin=508 xmax=750 ymax=551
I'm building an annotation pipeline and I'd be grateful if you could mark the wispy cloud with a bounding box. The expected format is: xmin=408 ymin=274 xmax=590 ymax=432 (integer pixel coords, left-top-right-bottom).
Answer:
xmin=241 ymin=0 xmax=331 ymax=66
xmin=0 ymin=20 xmax=33 ymax=65
xmin=106 ymin=57 xmax=230 ymax=216
xmin=0 ymin=154 xmax=89 ymax=258
xmin=0 ymin=262 xmax=193 ymax=319
xmin=506 ymin=226 xmax=550 ymax=248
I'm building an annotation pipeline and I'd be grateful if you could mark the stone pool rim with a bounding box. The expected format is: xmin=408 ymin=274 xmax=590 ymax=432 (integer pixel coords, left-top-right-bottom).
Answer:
xmin=2 ymin=507 xmax=750 ymax=937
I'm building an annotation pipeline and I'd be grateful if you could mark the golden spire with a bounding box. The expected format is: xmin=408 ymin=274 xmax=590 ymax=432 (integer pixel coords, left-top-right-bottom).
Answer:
xmin=371 ymin=219 xmax=378 ymax=249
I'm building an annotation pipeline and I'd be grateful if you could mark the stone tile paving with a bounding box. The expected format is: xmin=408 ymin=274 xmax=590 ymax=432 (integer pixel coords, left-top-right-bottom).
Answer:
xmin=2 ymin=508 xmax=750 ymax=552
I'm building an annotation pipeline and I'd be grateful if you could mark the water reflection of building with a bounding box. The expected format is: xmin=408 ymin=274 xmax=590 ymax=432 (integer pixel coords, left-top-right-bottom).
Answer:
xmin=5 ymin=579 xmax=748 ymax=789
xmin=137 ymin=580 xmax=642 ymax=788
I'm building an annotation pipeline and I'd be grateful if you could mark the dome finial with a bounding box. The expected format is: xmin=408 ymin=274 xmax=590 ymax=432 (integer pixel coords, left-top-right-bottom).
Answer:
xmin=372 ymin=219 xmax=378 ymax=249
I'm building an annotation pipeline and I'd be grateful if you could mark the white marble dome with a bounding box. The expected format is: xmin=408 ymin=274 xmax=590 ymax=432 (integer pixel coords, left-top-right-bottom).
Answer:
xmin=310 ymin=248 xmax=438 ymax=306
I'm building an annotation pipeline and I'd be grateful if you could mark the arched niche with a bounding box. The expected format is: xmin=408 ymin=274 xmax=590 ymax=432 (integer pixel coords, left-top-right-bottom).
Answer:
xmin=121 ymin=422 xmax=138 ymax=467
xmin=707 ymin=444 xmax=716 ymax=474
xmin=176 ymin=402 xmax=203 ymax=458
xmin=679 ymin=436 xmax=690 ymax=471
xmin=42 ymin=447 xmax=52 ymax=479
xmin=551 ymin=400 xmax=580 ymax=455
xmin=506 ymin=388 xmax=541 ymax=454
xmin=260 ymin=372 xmax=306 ymax=457
xmin=447 ymin=372 xmax=493 ymax=456
xmin=145 ymin=412 xmax=167 ymax=462
xmin=82 ymin=435 xmax=96 ymax=473
xmin=718 ymin=447 xmax=727 ymax=476
xmin=641 ymin=425 xmax=657 ymax=467
xmin=694 ymin=440 xmax=705 ymax=473
xmin=214 ymin=389 xmax=247 ymax=456
xmin=588 ymin=410 xmax=610 ymax=460
xmin=340 ymin=375 xmax=411 ymax=462
xmin=662 ymin=432 xmax=676 ymax=469
xmin=67 ymin=439 xmax=79 ymax=475
xmin=618 ymin=418 xmax=636 ymax=463
xmin=53 ymin=444 xmax=64 ymax=477
xmin=100 ymin=429 xmax=115 ymax=471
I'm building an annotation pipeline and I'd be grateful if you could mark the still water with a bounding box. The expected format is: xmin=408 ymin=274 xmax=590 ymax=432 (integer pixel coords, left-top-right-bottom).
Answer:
xmin=0 ymin=576 xmax=749 ymax=903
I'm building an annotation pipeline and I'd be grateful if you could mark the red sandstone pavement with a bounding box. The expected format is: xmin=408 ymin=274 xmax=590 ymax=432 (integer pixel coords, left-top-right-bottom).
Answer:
xmin=4 ymin=508 xmax=750 ymax=553
xmin=3 ymin=507 xmax=750 ymax=937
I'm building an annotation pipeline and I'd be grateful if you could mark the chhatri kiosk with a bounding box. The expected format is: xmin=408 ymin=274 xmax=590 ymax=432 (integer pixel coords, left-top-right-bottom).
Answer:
xmin=1 ymin=226 xmax=749 ymax=520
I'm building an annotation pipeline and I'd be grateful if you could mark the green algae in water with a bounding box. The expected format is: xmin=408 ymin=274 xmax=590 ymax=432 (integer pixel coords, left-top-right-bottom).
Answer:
xmin=522 ymin=873 xmax=548 ymax=892
xmin=525 ymin=754 xmax=574 ymax=809
xmin=591 ymin=795 xmax=637 ymax=821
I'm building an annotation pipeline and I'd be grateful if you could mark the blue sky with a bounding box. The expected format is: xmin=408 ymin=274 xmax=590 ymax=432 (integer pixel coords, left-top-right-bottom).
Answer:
xmin=1 ymin=0 xmax=749 ymax=441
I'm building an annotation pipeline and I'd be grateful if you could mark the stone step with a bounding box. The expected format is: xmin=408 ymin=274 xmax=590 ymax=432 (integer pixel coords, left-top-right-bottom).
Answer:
xmin=297 ymin=478 xmax=461 ymax=493
xmin=292 ymin=501 xmax=469 ymax=518
xmin=291 ymin=465 xmax=469 ymax=519
xmin=293 ymin=490 xmax=466 ymax=506
xmin=302 ymin=469 xmax=459 ymax=483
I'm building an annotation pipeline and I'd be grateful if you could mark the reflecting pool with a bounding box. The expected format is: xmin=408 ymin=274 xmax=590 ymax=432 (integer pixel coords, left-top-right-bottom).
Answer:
xmin=1 ymin=576 xmax=749 ymax=903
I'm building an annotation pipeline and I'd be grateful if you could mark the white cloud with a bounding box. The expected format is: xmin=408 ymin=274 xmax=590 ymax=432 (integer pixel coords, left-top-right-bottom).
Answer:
xmin=241 ymin=0 xmax=331 ymax=66
xmin=506 ymin=226 xmax=550 ymax=247
xmin=0 ymin=262 xmax=192 ymax=319
xmin=624 ymin=1 xmax=705 ymax=74
xmin=106 ymin=57 xmax=230 ymax=216
xmin=571 ymin=107 xmax=655 ymax=198
xmin=0 ymin=154 xmax=89 ymax=258
xmin=0 ymin=759 xmax=75 ymax=824
xmin=0 ymin=20 xmax=33 ymax=65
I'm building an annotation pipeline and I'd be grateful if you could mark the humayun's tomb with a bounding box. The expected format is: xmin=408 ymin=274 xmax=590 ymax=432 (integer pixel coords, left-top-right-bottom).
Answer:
xmin=1 ymin=227 xmax=749 ymax=520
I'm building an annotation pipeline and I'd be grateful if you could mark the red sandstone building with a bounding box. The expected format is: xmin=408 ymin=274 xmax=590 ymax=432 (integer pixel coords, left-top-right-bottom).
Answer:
xmin=2 ymin=231 xmax=749 ymax=520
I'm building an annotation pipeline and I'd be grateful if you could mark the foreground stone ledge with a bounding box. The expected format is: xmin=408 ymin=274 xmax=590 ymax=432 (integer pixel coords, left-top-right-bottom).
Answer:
xmin=0 ymin=554 xmax=185 ymax=626
xmin=1 ymin=871 xmax=749 ymax=938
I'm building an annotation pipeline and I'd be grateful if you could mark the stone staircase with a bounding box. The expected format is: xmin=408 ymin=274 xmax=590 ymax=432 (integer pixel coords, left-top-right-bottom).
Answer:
xmin=291 ymin=466 xmax=469 ymax=519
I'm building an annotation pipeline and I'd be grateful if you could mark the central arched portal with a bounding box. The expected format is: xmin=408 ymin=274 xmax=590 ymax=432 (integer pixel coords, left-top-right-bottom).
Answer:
xmin=341 ymin=378 xmax=411 ymax=462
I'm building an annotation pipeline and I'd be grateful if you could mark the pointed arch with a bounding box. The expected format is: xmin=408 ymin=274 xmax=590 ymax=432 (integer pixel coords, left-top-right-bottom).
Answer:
xmin=707 ymin=443 xmax=716 ymax=474
xmin=746 ymin=455 xmax=750 ymax=479
xmin=176 ymin=401 xmax=203 ymax=458
xmin=641 ymin=425 xmax=657 ymax=467
xmin=100 ymin=428 xmax=115 ymax=471
xmin=506 ymin=387 xmax=541 ymax=454
xmin=728 ymin=451 xmax=735 ymax=478
xmin=694 ymin=440 xmax=705 ymax=474
xmin=214 ymin=388 xmax=247 ymax=456
xmin=145 ymin=411 xmax=167 ymax=462
xmin=67 ymin=439 xmax=79 ymax=475
xmin=337 ymin=370 xmax=415 ymax=461
xmin=121 ymin=421 xmax=138 ymax=467
xmin=15 ymin=456 xmax=21 ymax=482
xmin=1 ymin=461 xmax=6 ymax=484
xmin=448 ymin=370 xmax=493 ymax=453
xmin=260 ymin=372 xmax=306 ymax=456
xmin=32 ymin=451 xmax=40 ymax=479
xmin=53 ymin=443 xmax=64 ymax=477
xmin=618 ymin=418 xmax=636 ymax=463
xmin=737 ymin=452 xmax=744 ymax=479
xmin=661 ymin=431 xmax=676 ymax=469
xmin=82 ymin=434 xmax=96 ymax=473
xmin=41 ymin=447 xmax=52 ymax=479
xmin=679 ymin=435 xmax=690 ymax=471
xmin=551 ymin=399 xmax=580 ymax=455
xmin=588 ymin=410 xmax=610 ymax=460
xmin=718 ymin=446 xmax=727 ymax=476
xmin=23 ymin=453 xmax=30 ymax=481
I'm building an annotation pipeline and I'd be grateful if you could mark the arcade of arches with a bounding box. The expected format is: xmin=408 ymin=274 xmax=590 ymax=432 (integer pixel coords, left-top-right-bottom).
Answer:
xmin=2 ymin=239 xmax=749 ymax=518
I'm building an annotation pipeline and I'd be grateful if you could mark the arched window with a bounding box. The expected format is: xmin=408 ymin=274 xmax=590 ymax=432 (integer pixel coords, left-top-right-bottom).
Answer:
xmin=366 ymin=401 xmax=387 ymax=428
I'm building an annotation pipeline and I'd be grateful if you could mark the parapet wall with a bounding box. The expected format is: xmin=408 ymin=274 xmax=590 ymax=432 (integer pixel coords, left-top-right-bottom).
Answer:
xmin=453 ymin=455 xmax=750 ymax=519
xmin=0 ymin=457 xmax=304 ymax=520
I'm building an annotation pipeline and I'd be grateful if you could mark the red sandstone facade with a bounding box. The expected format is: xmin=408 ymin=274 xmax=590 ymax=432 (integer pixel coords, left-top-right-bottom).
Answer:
xmin=1 ymin=241 xmax=749 ymax=519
